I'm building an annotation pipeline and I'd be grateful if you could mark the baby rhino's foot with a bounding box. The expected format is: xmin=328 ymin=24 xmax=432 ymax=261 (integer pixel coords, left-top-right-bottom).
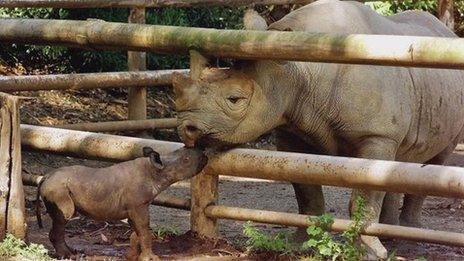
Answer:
xmin=53 ymin=245 xmax=75 ymax=259
xmin=138 ymin=251 xmax=161 ymax=261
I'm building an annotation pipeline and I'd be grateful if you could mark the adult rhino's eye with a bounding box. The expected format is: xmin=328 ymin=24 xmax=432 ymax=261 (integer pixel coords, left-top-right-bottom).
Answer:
xmin=227 ymin=96 xmax=242 ymax=104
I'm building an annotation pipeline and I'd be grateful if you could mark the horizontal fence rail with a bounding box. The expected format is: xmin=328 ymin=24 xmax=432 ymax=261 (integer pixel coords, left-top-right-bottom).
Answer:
xmin=0 ymin=0 xmax=312 ymax=8
xmin=54 ymin=118 xmax=178 ymax=132
xmin=205 ymin=205 xmax=464 ymax=247
xmin=0 ymin=70 xmax=188 ymax=92
xmin=19 ymin=125 xmax=464 ymax=199
xmin=1 ymin=19 xmax=464 ymax=69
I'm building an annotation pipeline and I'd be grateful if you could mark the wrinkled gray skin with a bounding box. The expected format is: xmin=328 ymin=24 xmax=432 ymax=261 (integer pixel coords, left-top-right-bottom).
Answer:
xmin=173 ymin=0 xmax=464 ymax=259
xmin=37 ymin=147 xmax=207 ymax=261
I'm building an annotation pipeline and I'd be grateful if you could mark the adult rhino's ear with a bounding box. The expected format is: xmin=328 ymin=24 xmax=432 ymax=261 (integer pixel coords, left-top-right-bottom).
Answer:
xmin=172 ymin=72 xmax=193 ymax=98
xmin=243 ymin=9 xmax=268 ymax=31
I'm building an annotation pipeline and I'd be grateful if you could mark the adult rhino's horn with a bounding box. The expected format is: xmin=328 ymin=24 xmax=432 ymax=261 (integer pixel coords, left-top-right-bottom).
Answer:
xmin=243 ymin=9 xmax=268 ymax=31
xmin=172 ymin=72 xmax=194 ymax=97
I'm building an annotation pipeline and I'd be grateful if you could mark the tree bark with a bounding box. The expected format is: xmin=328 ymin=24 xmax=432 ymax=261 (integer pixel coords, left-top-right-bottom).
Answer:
xmin=1 ymin=19 xmax=464 ymax=69
xmin=438 ymin=0 xmax=455 ymax=31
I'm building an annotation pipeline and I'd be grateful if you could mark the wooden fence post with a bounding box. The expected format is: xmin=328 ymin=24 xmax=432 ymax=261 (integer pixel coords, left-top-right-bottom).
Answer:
xmin=189 ymin=50 xmax=218 ymax=237
xmin=0 ymin=93 xmax=26 ymax=240
xmin=128 ymin=7 xmax=147 ymax=122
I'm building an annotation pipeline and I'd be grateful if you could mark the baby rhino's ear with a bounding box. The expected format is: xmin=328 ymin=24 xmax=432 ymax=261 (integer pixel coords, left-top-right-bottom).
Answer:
xmin=143 ymin=147 xmax=164 ymax=170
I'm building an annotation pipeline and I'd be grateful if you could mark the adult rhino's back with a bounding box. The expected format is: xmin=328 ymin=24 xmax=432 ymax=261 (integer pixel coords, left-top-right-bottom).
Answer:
xmin=269 ymin=0 xmax=464 ymax=163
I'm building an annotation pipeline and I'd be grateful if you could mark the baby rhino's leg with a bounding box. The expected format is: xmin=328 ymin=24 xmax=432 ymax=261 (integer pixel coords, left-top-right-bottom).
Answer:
xmin=44 ymin=199 xmax=76 ymax=258
xmin=127 ymin=232 xmax=141 ymax=261
xmin=128 ymin=206 xmax=160 ymax=261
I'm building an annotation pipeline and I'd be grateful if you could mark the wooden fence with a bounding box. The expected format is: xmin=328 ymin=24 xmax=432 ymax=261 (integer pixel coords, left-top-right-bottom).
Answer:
xmin=19 ymin=124 xmax=464 ymax=246
xmin=0 ymin=93 xmax=26 ymax=240
xmin=0 ymin=0 xmax=462 ymax=249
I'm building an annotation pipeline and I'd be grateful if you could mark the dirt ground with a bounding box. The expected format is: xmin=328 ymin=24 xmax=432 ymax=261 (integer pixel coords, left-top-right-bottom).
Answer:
xmin=3 ymin=65 xmax=463 ymax=260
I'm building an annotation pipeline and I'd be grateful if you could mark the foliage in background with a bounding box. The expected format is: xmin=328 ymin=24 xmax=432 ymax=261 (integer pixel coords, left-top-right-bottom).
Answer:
xmin=0 ymin=7 xmax=244 ymax=73
xmin=0 ymin=234 xmax=54 ymax=261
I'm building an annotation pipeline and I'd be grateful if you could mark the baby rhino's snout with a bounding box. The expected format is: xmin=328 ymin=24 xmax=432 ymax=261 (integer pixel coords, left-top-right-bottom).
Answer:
xmin=168 ymin=147 xmax=208 ymax=179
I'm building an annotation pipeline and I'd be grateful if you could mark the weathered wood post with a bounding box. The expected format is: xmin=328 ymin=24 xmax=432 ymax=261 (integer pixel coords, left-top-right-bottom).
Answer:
xmin=0 ymin=93 xmax=26 ymax=240
xmin=128 ymin=7 xmax=147 ymax=122
xmin=439 ymin=0 xmax=455 ymax=31
xmin=189 ymin=50 xmax=218 ymax=237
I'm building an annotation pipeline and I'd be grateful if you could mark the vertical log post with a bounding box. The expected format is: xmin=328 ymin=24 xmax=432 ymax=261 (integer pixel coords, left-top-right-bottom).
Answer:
xmin=128 ymin=7 xmax=147 ymax=122
xmin=189 ymin=50 xmax=218 ymax=237
xmin=0 ymin=93 xmax=26 ymax=240
xmin=439 ymin=0 xmax=455 ymax=31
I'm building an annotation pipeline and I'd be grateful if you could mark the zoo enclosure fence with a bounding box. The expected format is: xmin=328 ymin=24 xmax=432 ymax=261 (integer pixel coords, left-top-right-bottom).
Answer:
xmin=0 ymin=0 xmax=463 ymax=248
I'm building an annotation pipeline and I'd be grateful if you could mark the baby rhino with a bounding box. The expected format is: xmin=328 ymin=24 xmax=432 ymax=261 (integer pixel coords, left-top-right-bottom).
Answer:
xmin=36 ymin=146 xmax=207 ymax=260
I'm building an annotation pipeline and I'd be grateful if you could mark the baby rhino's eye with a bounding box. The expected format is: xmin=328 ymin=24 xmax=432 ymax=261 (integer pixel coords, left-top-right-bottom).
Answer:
xmin=183 ymin=156 xmax=190 ymax=163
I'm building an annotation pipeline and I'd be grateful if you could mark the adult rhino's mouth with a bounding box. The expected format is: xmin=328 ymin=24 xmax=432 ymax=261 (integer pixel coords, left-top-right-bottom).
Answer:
xmin=196 ymin=135 xmax=240 ymax=151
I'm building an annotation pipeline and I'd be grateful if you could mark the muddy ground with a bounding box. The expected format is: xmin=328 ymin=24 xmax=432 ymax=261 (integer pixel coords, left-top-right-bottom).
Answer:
xmin=2 ymin=64 xmax=462 ymax=260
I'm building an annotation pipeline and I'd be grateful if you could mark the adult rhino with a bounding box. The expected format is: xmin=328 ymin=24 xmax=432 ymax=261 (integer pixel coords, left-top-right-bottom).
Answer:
xmin=173 ymin=0 xmax=464 ymax=258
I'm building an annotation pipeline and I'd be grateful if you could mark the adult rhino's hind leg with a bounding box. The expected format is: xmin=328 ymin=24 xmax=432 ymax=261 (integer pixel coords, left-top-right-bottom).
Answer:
xmin=350 ymin=137 xmax=399 ymax=260
xmin=275 ymin=130 xmax=325 ymax=241
xmin=400 ymin=143 xmax=455 ymax=227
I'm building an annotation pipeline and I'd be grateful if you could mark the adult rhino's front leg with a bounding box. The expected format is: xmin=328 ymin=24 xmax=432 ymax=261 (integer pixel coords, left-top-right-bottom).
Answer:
xmin=275 ymin=130 xmax=325 ymax=241
xmin=350 ymin=137 xmax=399 ymax=260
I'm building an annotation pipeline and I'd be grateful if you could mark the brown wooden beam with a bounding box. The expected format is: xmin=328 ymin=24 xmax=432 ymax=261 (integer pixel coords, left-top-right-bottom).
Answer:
xmin=0 ymin=70 xmax=188 ymax=92
xmin=0 ymin=0 xmax=312 ymax=8
xmin=2 ymin=19 xmax=464 ymax=69
xmin=54 ymin=118 xmax=178 ymax=132
xmin=205 ymin=205 xmax=464 ymax=247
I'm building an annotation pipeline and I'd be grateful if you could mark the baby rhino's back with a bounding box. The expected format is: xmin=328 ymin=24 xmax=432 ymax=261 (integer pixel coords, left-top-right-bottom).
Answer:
xmin=41 ymin=161 xmax=152 ymax=221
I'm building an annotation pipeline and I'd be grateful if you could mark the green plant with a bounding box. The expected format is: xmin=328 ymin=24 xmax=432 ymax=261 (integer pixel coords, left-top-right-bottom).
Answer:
xmin=0 ymin=234 xmax=54 ymax=261
xmin=302 ymin=197 xmax=367 ymax=260
xmin=154 ymin=225 xmax=181 ymax=240
xmin=242 ymin=221 xmax=293 ymax=254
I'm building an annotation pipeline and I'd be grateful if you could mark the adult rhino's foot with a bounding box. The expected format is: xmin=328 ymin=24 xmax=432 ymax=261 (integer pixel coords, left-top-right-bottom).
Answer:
xmin=360 ymin=235 xmax=387 ymax=261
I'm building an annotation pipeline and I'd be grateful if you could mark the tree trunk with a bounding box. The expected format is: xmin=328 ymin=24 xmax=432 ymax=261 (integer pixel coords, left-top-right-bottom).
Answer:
xmin=438 ymin=0 xmax=455 ymax=31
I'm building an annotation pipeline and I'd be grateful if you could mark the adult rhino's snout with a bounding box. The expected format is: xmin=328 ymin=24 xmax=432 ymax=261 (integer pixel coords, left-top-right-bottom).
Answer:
xmin=179 ymin=121 xmax=203 ymax=148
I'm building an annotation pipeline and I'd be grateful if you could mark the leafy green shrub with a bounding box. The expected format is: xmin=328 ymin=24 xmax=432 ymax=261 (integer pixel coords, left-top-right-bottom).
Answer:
xmin=0 ymin=234 xmax=54 ymax=261
xmin=302 ymin=197 xmax=366 ymax=260
xmin=154 ymin=225 xmax=181 ymax=240
xmin=242 ymin=197 xmax=373 ymax=260
xmin=242 ymin=221 xmax=293 ymax=254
